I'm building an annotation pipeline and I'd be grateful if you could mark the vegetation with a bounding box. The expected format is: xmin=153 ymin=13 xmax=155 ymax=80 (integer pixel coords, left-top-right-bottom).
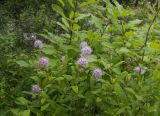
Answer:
xmin=0 ymin=0 xmax=160 ymax=115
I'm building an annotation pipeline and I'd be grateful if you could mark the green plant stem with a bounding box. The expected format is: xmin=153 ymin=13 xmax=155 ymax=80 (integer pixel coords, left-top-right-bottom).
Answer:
xmin=100 ymin=22 xmax=110 ymax=37
xmin=120 ymin=20 xmax=126 ymax=46
xmin=69 ymin=0 xmax=78 ymax=44
xmin=141 ymin=11 xmax=159 ymax=62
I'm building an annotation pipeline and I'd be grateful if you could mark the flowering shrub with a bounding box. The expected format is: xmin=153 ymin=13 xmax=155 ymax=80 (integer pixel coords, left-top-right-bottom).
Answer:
xmin=1 ymin=0 xmax=160 ymax=116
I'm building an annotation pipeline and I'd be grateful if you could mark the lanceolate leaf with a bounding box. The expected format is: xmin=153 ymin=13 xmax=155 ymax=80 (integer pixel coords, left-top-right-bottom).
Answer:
xmin=52 ymin=4 xmax=65 ymax=18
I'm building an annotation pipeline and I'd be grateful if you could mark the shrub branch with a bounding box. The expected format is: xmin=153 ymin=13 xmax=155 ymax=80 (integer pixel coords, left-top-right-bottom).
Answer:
xmin=141 ymin=9 xmax=159 ymax=62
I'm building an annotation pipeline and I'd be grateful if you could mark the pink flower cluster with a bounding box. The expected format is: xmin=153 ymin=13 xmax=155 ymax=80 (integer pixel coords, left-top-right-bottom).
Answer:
xmin=39 ymin=57 xmax=48 ymax=68
xmin=32 ymin=84 xmax=41 ymax=93
xmin=134 ymin=66 xmax=145 ymax=75
xmin=77 ymin=41 xmax=103 ymax=80
xmin=32 ymin=40 xmax=48 ymax=93
xmin=134 ymin=66 xmax=141 ymax=73
xmin=34 ymin=40 xmax=43 ymax=48
xmin=33 ymin=40 xmax=48 ymax=68
xmin=92 ymin=68 xmax=103 ymax=79
xmin=77 ymin=57 xmax=88 ymax=67
xmin=77 ymin=41 xmax=92 ymax=67
xmin=80 ymin=42 xmax=92 ymax=57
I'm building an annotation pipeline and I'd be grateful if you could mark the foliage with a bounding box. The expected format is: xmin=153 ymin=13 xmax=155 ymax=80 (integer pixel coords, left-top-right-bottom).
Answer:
xmin=1 ymin=0 xmax=160 ymax=116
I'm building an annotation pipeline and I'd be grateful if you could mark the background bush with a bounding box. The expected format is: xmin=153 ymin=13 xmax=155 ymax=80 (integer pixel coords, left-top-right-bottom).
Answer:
xmin=0 ymin=0 xmax=160 ymax=116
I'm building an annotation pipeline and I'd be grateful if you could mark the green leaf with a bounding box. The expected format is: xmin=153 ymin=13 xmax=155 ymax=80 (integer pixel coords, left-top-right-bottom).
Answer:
xmin=42 ymin=46 xmax=56 ymax=55
xmin=118 ymin=47 xmax=130 ymax=54
xmin=116 ymin=107 xmax=126 ymax=114
xmin=114 ymin=61 xmax=125 ymax=67
xmin=150 ymin=40 xmax=160 ymax=49
xmin=52 ymin=4 xmax=65 ymax=18
xmin=41 ymin=98 xmax=46 ymax=104
xmin=58 ymin=0 xmax=64 ymax=7
xmin=153 ymin=70 xmax=160 ymax=79
xmin=21 ymin=110 xmax=30 ymax=116
xmin=57 ymin=22 xmax=69 ymax=32
xmin=127 ymin=19 xmax=143 ymax=28
xmin=125 ymin=31 xmax=135 ymax=39
xmin=72 ymin=86 xmax=78 ymax=93
xmin=15 ymin=97 xmax=28 ymax=106
xmin=62 ymin=18 xmax=70 ymax=28
xmin=16 ymin=60 xmax=29 ymax=67
xmin=69 ymin=11 xmax=74 ymax=19
xmin=30 ymin=76 xmax=40 ymax=83
xmin=79 ymin=0 xmax=97 ymax=8
xmin=112 ymin=67 xmax=121 ymax=75
xmin=68 ymin=0 xmax=74 ymax=8
xmin=91 ymin=15 xmax=103 ymax=30
xmin=75 ymin=13 xmax=91 ymax=21
xmin=10 ymin=109 xmax=19 ymax=115
xmin=41 ymin=103 xmax=50 ymax=111
xmin=148 ymin=106 xmax=157 ymax=112
xmin=88 ymin=55 xmax=97 ymax=63
xmin=48 ymin=59 xmax=58 ymax=67
xmin=55 ymin=77 xmax=65 ymax=81
xmin=73 ymin=24 xmax=81 ymax=30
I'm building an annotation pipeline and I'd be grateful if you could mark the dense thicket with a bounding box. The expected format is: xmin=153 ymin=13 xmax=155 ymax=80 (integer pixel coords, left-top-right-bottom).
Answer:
xmin=0 ymin=0 xmax=160 ymax=116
